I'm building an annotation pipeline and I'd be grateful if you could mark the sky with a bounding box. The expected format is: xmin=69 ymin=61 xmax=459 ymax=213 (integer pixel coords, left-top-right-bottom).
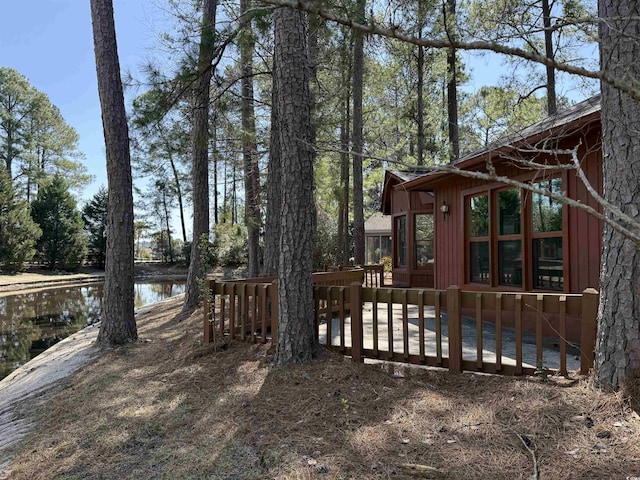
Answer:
xmin=1 ymin=1 xmax=596 ymax=219
xmin=0 ymin=0 xmax=165 ymax=203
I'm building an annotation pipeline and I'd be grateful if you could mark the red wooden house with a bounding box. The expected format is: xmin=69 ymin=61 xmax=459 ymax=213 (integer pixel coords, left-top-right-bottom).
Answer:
xmin=382 ymin=96 xmax=602 ymax=294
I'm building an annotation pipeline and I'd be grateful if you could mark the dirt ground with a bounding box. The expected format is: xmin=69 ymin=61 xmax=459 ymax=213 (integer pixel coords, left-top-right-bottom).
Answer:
xmin=4 ymin=294 xmax=640 ymax=479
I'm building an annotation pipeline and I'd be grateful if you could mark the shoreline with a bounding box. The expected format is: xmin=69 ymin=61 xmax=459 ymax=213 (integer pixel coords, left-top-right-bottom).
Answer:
xmin=0 ymin=294 xmax=185 ymax=479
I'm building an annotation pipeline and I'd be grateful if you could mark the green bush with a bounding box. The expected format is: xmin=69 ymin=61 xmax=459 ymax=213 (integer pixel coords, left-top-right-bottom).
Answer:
xmin=381 ymin=255 xmax=392 ymax=273
xmin=213 ymin=222 xmax=247 ymax=266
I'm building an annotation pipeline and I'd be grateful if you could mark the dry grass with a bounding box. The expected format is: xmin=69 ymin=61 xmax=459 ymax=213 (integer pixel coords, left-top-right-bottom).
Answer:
xmin=7 ymin=296 xmax=640 ymax=480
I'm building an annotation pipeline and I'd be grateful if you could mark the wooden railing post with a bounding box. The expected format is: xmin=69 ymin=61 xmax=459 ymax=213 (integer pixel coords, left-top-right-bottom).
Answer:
xmin=580 ymin=288 xmax=599 ymax=375
xmin=350 ymin=282 xmax=364 ymax=362
xmin=447 ymin=285 xmax=463 ymax=373
xmin=203 ymin=277 xmax=214 ymax=343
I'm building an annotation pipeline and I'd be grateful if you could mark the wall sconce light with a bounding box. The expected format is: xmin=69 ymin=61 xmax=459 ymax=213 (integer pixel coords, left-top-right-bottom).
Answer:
xmin=440 ymin=202 xmax=450 ymax=214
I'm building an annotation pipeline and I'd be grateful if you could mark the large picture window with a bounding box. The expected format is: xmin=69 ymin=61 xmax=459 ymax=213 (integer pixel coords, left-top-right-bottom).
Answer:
xmin=395 ymin=216 xmax=407 ymax=268
xmin=465 ymin=177 xmax=564 ymax=291
xmin=414 ymin=214 xmax=434 ymax=268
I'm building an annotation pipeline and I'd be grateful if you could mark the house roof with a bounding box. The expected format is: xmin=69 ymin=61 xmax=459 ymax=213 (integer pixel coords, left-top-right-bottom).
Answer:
xmin=381 ymin=168 xmax=433 ymax=213
xmin=364 ymin=213 xmax=391 ymax=234
xmin=400 ymin=95 xmax=601 ymax=191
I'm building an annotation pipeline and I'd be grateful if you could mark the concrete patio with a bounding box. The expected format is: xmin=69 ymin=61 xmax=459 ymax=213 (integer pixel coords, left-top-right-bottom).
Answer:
xmin=318 ymin=302 xmax=581 ymax=372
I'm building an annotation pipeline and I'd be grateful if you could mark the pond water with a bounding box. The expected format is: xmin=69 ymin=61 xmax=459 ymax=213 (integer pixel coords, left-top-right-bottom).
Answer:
xmin=0 ymin=279 xmax=186 ymax=380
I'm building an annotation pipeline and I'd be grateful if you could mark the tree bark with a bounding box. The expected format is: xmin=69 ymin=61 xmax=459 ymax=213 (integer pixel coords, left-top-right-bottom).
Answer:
xmin=264 ymin=57 xmax=281 ymax=276
xmin=595 ymin=0 xmax=640 ymax=389
xmin=272 ymin=6 xmax=318 ymax=365
xmin=212 ymin=111 xmax=219 ymax=226
xmin=90 ymin=0 xmax=137 ymax=345
xmin=165 ymin=142 xmax=187 ymax=243
xmin=417 ymin=0 xmax=426 ymax=166
xmin=352 ymin=0 xmax=366 ymax=266
xmin=445 ymin=0 xmax=459 ymax=162
xmin=183 ymin=0 xmax=217 ymax=313
xmin=541 ymin=0 xmax=557 ymax=115
xmin=240 ymin=0 xmax=261 ymax=278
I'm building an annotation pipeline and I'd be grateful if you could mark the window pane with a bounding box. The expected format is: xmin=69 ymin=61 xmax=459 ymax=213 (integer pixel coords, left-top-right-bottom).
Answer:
xmin=498 ymin=189 xmax=521 ymax=235
xmin=396 ymin=216 xmax=406 ymax=267
xmin=416 ymin=241 xmax=434 ymax=267
xmin=415 ymin=214 xmax=434 ymax=241
xmin=469 ymin=241 xmax=489 ymax=283
xmin=532 ymin=178 xmax=563 ymax=233
xmin=469 ymin=194 xmax=489 ymax=237
xmin=380 ymin=236 xmax=391 ymax=259
xmin=415 ymin=214 xmax=434 ymax=268
xmin=533 ymin=237 xmax=563 ymax=290
xmin=366 ymin=236 xmax=375 ymax=264
xmin=498 ymin=240 xmax=522 ymax=286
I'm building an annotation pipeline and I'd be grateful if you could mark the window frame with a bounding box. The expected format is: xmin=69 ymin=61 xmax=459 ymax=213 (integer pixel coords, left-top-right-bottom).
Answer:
xmin=463 ymin=174 xmax=566 ymax=292
xmin=495 ymin=186 xmax=524 ymax=287
xmin=414 ymin=212 xmax=434 ymax=269
xmin=466 ymin=192 xmax=491 ymax=284
xmin=394 ymin=215 xmax=407 ymax=269
xmin=528 ymin=176 xmax=565 ymax=291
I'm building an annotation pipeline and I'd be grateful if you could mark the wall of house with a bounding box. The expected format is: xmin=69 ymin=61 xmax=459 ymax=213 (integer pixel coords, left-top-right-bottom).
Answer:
xmin=566 ymin=126 xmax=603 ymax=291
xmin=429 ymin=127 xmax=603 ymax=293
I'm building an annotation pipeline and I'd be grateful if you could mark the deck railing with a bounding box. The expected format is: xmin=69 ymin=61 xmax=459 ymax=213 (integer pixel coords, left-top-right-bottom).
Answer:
xmin=204 ymin=277 xmax=598 ymax=376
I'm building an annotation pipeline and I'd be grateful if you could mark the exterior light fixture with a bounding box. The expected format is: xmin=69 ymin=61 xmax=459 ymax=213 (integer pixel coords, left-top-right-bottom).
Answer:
xmin=440 ymin=201 xmax=450 ymax=222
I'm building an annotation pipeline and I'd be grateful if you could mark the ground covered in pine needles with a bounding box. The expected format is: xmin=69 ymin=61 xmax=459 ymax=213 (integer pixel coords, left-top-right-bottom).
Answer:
xmin=7 ymin=296 xmax=640 ymax=480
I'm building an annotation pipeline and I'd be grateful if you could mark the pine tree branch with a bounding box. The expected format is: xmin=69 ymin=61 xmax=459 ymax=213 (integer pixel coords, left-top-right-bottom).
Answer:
xmin=257 ymin=0 xmax=640 ymax=101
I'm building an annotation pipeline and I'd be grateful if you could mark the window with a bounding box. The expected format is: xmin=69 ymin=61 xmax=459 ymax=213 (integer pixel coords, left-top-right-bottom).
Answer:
xmin=531 ymin=178 xmax=563 ymax=290
xmin=366 ymin=235 xmax=392 ymax=263
xmin=465 ymin=177 xmax=563 ymax=290
xmin=468 ymin=194 xmax=489 ymax=283
xmin=497 ymin=189 xmax=522 ymax=286
xmin=415 ymin=214 xmax=434 ymax=267
xmin=395 ymin=216 xmax=407 ymax=268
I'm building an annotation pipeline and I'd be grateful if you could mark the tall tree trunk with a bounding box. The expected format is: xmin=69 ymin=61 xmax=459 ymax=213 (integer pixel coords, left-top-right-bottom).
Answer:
xmin=338 ymin=95 xmax=350 ymax=266
xmin=164 ymin=144 xmax=187 ymax=243
xmin=444 ymin=0 xmax=459 ymax=162
xmin=338 ymin=37 xmax=351 ymax=266
xmin=352 ymin=0 xmax=366 ymax=267
xmin=240 ymin=0 xmax=261 ymax=277
xmin=595 ymin=0 xmax=640 ymax=389
xmin=264 ymin=58 xmax=281 ymax=276
xmin=183 ymin=0 xmax=217 ymax=313
xmin=212 ymin=111 xmax=219 ymax=226
xmin=541 ymin=0 xmax=557 ymax=115
xmin=90 ymin=0 xmax=137 ymax=345
xmin=161 ymin=185 xmax=174 ymax=263
xmin=272 ymin=6 xmax=317 ymax=365
xmin=417 ymin=0 xmax=426 ymax=165
xmin=417 ymin=44 xmax=425 ymax=165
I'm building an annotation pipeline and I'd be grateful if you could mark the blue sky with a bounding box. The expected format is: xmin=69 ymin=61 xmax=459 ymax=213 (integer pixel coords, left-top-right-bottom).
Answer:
xmin=1 ymin=1 xmax=596 ymax=217
xmin=1 ymin=0 xmax=163 ymax=202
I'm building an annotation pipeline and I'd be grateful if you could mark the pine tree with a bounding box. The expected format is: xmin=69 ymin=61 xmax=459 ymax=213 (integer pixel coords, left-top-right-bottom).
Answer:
xmin=31 ymin=175 xmax=86 ymax=270
xmin=0 ymin=166 xmax=41 ymax=272
xmin=82 ymin=186 xmax=108 ymax=269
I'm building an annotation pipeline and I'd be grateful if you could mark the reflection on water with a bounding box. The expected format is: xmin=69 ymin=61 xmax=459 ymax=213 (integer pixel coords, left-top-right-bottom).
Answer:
xmin=0 ymin=280 xmax=185 ymax=380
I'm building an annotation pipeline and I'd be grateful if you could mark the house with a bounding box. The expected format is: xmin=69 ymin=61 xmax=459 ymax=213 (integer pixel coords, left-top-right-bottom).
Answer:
xmin=364 ymin=213 xmax=392 ymax=264
xmin=382 ymin=96 xmax=603 ymax=294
